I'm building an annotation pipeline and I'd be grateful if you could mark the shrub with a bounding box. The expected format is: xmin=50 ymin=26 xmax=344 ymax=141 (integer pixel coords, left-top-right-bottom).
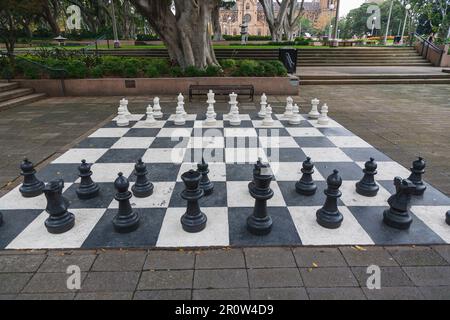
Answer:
xmin=23 ymin=67 xmax=40 ymax=79
xmin=232 ymin=59 xmax=258 ymax=76
xmin=144 ymin=65 xmax=160 ymax=78
xmin=90 ymin=66 xmax=104 ymax=78
xmin=169 ymin=66 xmax=183 ymax=77
xmin=220 ymin=59 xmax=236 ymax=69
xmin=184 ymin=66 xmax=205 ymax=77
xmin=65 ymin=60 xmax=88 ymax=78
xmin=205 ymin=65 xmax=222 ymax=77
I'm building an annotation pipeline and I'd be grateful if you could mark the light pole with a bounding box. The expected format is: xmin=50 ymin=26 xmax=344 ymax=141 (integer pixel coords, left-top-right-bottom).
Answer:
xmin=399 ymin=3 xmax=412 ymax=45
xmin=109 ymin=0 xmax=120 ymax=48
xmin=383 ymin=0 xmax=394 ymax=45
xmin=332 ymin=0 xmax=340 ymax=40
xmin=328 ymin=3 xmax=335 ymax=39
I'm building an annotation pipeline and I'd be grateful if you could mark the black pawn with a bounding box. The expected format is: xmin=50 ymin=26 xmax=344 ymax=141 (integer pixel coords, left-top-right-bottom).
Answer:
xmin=446 ymin=211 xmax=450 ymax=226
xmin=113 ymin=172 xmax=140 ymax=233
xmin=197 ymin=158 xmax=214 ymax=196
xmin=316 ymin=170 xmax=344 ymax=229
xmin=383 ymin=177 xmax=415 ymax=230
xmin=19 ymin=158 xmax=44 ymax=198
xmin=408 ymin=157 xmax=427 ymax=196
xmin=76 ymin=160 xmax=100 ymax=199
xmin=296 ymin=157 xmax=317 ymax=196
xmin=43 ymin=180 xmax=75 ymax=234
xmin=356 ymin=157 xmax=380 ymax=197
xmin=247 ymin=160 xmax=274 ymax=236
xmin=180 ymin=170 xmax=207 ymax=233
xmin=132 ymin=159 xmax=154 ymax=198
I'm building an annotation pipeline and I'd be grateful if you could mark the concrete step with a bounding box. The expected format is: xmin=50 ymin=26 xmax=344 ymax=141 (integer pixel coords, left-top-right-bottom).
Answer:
xmin=300 ymin=74 xmax=450 ymax=80
xmin=300 ymin=78 xmax=450 ymax=85
xmin=0 ymin=93 xmax=47 ymax=111
xmin=0 ymin=82 xmax=19 ymax=93
xmin=0 ymin=88 xmax=34 ymax=103
xmin=298 ymin=58 xmax=425 ymax=62
xmin=298 ymin=63 xmax=432 ymax=67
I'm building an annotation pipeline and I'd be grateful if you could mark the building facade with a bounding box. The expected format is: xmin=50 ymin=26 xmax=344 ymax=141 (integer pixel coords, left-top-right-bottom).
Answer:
xmin=219 ymin=0 xmax=337 ymax=36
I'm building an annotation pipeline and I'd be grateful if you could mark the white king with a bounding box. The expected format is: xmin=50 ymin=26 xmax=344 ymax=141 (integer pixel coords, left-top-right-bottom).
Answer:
xmin=205 ymin=90 xmax=217 ymax=126
xmin=228 ymin=92 xmax=241 ymax=126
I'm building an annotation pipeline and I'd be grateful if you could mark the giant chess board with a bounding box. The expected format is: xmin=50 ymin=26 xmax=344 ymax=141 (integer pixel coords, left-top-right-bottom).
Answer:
xmin=0 ymin=112 xmax=449 ymax=249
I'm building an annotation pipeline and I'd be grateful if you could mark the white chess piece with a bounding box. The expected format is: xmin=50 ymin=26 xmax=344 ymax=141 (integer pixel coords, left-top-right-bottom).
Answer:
xmin=284 ymin=96 xmax=294 ymax=119
xmin=153 ymin=97 xmax=163 ymax=119
xmin=228 ymin=92 xmax=238 ymax=117
xmin=177 ymin=93 xmax=187 ymax=117
xmin=289 ymin=104 xmax=301 ymax=125
xmin=120 ymin=98 xmax=131 ymax=118
xmin=116 ymin=103 xmax=129 ymax=127
xmin=174 ymin=104 xmax=186 ymax=125
xmin=258 ymin=93 xmax=268 ymax=118
xmin=205 ymin=90 xmax=217 ymax=126
xmin=318 ymin=104 xmax=330 ymax=125
xmin=143 ymin=105 xmax=158 ymax=127
xmin=228 ymin=93 xmax=241 ymax=126
xmin=309 ymin=98 xmax=321 ymax=119
xmin=262 ymin=105 xmax=274 ymax=126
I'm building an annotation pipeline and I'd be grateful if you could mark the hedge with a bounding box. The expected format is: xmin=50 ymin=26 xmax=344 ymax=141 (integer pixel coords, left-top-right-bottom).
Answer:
xmin=0 ymin=55 xmax=287 ymax=79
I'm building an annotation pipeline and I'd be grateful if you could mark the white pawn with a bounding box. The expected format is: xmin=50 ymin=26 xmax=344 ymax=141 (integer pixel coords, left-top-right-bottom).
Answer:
xmin=143 ymin=105 xmax=158 ymax=127
xmin=205 ymin=90 xmax=217 ymax=126
xmin=262 ymin=105 xmax=274 ymax=127
xmin=120 ymin=98 xmax=131 ymax=118
xmin=116 ymin=104 xmax=129 ymax=127
xmin=318 ymin=104 xmax=330 ymax=125
xmin=258 ymin=93 xmax=268 ymax=118
xmin=289 ymin=104 xmax=301 ymax=125
xmin=177 ymin=93 xmax=187 ymax=117
xmin=284 ymin=96 xmax=294 ymax=119
xmin=153 ymin=97 xmax=163 ymax=119
xmin=174 ymin=105 xmax=186 ymax=126
xmin=309 ymin=98 xmax=321 ymax=119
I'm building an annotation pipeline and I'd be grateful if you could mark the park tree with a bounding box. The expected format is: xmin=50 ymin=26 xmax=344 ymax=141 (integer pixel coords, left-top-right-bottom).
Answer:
xmin=130 ymin=0 xmax=220 ymax=69
xmin=0 ymin=0 xmax=46 ymax=55
xmin=410 ymin=0 xmax=449 ymax=40
xmin=212 ymin=0 xmax=236 ymax=41
xmin=259 ymin=0 xmax=292 ymax=42
xmin=42 ymin=0 xmax=61 ymax=35
xmin=66 ymin=0 xmax=111 ymax=34
xmin=284 ymin=0 xmax=305 ymax=41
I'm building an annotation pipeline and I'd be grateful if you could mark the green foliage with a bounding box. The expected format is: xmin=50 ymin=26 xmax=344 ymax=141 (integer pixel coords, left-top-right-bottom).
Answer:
xmin=144 ymin=65 xmax=161 ymax=78
xmin=220 ymin=59 xmax=237 ymax=69
xmin=136 ymin=34 xmax=160 ymax=41
xmin=223 ymin=35 xmax=272 ymax=41
xmin=205 ymin=65 xmax=222 ymax=77
xmin=169 ymin=66 xmax=184 ymax=77
xmin=184 ymin=66 xmax=205 ymax=77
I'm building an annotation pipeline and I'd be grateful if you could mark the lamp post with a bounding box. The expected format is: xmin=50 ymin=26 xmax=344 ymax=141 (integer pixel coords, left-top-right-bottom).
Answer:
xmin=399 ymin=3 xmax=412 ymax=45
xmin=383 ymin=0 xmax=394 ymax=45
xmin=328 ymin=3 xmax=335 ymax=39
xmin=332 ymin=0 xmax=340 ymax=40
xmin=109 ymin=0 xmax=120 ymax=48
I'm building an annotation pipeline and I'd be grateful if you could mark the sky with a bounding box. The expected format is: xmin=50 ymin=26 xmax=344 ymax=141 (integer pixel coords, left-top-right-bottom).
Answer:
xmin=339 ymin=0 xmax=367 ymax=17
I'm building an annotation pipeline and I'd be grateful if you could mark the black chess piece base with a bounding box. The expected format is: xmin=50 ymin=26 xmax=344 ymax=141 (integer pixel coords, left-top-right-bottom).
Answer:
xmin=383 ymin=208 xmax=413 ymax=230
xmin=247 ymin=212 xmax=273 ymax=235
xmin=132 ymin=183 xmax=154 ymax=198
xmin=45 ymin=211 xmax=75 ymax=234
xmin=181 ymin=211 xmax=207 ymax=233
xmin=77 ymin=183 xmax=100 ymax=200
xmin=199 ymin=179 xmax=214 ymax=196
xmin=113 ymin=212 xmax=140 ymax=233
xmin=356 ymin=181 xmax=379 ymax=197
xmin=316 ymin=208 xmax=343 ymax=229
xmin=411 ymin=183 xmax=427 ymax=196
xmin=445 ymin=211 xmax=450 ymax=226
xmin=247 ymin=175 xmax=274 ymax=236
xmin=295 ymin=181 xmax=317 ymax=196
xmin=20 ymin=182 xmax=45 ymax=198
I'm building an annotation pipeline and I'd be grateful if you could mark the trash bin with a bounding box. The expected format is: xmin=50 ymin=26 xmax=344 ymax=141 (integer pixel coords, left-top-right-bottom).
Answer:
xmin=279 ymin=48 xmax=298 ymax=74
xmin=394 ymin=36 xmax=401 ymax=44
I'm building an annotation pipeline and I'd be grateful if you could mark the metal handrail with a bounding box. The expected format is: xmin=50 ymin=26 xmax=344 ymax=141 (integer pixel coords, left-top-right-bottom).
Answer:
xmin=414 ymin=33 xmax=444 ymax=66
xmin=1 ymin=51 xmax=67 ymax=96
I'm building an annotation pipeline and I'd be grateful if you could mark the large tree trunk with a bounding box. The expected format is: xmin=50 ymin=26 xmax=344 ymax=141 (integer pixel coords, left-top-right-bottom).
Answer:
xmin=131 ymin=0 xmax=219 ymax=69
xmin=212 ymin=3 xmax=223 ymax=41
xmin=42 ymin=0 xmax=60 ymax=35
xmin=284 ymin=0 xmax=305 ymax=41
xmin=259 ymin=0 xmax=292 ymax=42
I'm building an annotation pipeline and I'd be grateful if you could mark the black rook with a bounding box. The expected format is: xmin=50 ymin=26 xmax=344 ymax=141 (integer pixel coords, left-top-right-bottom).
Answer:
xmin=43 ymin=180 xmax=75 ymax=234
xmin=19 ymin=158 xmax=44 ymax=198
xmin=247 ymin=160 xmax=274 ymax=235
xmin=180 ymin=170 xmax=207 ymax=233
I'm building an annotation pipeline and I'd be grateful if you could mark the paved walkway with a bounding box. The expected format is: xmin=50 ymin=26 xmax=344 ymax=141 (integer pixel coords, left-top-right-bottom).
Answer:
xmin=1 ymin=246 xmax=449 ymax=300
xmin=298 ymin=66 xmax=446 ymax=76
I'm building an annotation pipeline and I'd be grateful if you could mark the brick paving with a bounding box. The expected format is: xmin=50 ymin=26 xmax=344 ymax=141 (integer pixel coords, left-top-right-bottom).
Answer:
xmin=0 ymin=246 xmax=449 ymax=300
xmin=0 ymin=84 xmax=449 ymax=300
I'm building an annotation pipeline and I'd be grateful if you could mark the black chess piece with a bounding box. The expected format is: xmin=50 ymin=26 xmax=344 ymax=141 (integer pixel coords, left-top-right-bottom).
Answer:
xmin=408 ymin=157 xmax=427 ymax=196
xmin=197 ymin=158 xmax=214 ymax=196
xmin=180 ymin=170 xmax=207 ymax=233
xmin=43 ymin=179 xmax=75 ymax=234
xmin=356 ymin=158 xmax=380 ymax=197
xmin=0 ymin=211 xmax=3 ymax=227
xmin=19 ymin=158 xmax=44 ymax=198
xmin=247 ymin=160 xmax=274 ymax=236
xmin=113 ymin=172 xmax=140 ymax=233
xmin=131 ymin=159 xmax=154 ymax=198
xmin=446 ymin=211 xmax=450 ymax=226
xmin=316 ymin=170 xmax=344 ymax=229
xmin=383 ymin=177 xmax=415 ymax=230
xmin=76 ymin=160 xmax=100 ymax=200
xmin=295 ymin=157 xmax=317 ymax=196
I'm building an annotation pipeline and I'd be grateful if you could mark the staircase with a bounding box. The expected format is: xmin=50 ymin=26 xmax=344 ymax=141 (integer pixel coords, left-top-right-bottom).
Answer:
xmin=297 ymin=47 xmax=431 ymax=67
xmin=0 ymin=81 xmax=46 ymax=111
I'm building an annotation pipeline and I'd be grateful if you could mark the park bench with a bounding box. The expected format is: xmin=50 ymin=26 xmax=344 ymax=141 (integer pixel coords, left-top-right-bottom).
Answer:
xmin=189 ymin=84 xmax=254 ymax=102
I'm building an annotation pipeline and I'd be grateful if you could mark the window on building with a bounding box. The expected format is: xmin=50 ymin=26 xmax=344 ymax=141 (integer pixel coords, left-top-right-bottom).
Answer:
xmin=246 ymin=2 xmax=250 ymax=10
